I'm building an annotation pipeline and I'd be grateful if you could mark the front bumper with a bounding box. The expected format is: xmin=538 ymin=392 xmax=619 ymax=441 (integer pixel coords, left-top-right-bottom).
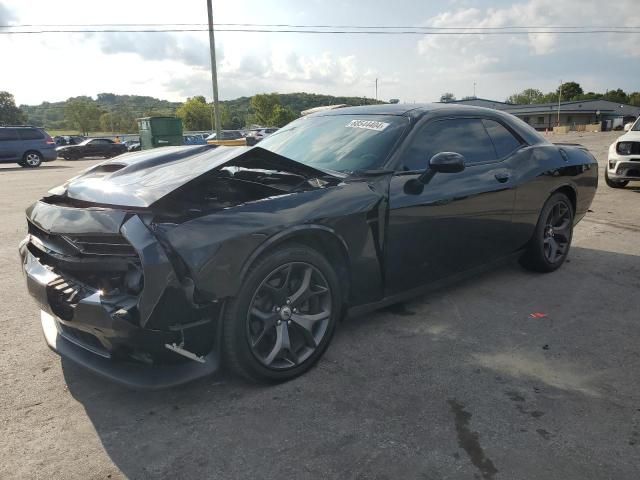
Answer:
xmin=19 ymin=205 xmax=221 ymax=389
xmin=607 ymin=154 xmax=640 ymax=181
xmin=40 ymin=309 xmax=219 ymax=389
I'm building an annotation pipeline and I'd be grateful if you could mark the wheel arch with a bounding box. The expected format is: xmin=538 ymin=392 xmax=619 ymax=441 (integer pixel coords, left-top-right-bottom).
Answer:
xmin=238 ymin=225 xmax=352 ymax=308
xmin=22 ymin=149 xmax=43 ymax=159
xmin=550 ymin=184 xmax=577 ymax=215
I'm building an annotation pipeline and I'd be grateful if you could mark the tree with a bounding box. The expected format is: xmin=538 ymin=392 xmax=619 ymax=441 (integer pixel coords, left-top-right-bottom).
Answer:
xmin=176 ymin=96 xmax=213 ymax=131
xmin=629 ymin=92 xmax=640 ymax=107
xmin=64 ymin=99 xmax=101 ymax=135
xmin=506 ymin=88 xmax=544 ymax=105
xmin=0 ymin=91 xmax=26 ymax=125
xmin=603 ymin=88 xmax=629 ymax=104
xmin=557 ymin=82 xmax=583 ymax=101
xmin=439 ymin=93 xmax=456 ymax=103
xmin=99 ymin=107 xmax=136 ymax=133
xmin=250 ymin=93 xmax=281 ymax=126
xmin=270 ymin=105 xmax=297 ymax=127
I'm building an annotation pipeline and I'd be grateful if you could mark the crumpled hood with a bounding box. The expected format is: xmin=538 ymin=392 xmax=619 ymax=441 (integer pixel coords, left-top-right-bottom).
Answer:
xmin=48 ymin=145 xmax=338 ymax=208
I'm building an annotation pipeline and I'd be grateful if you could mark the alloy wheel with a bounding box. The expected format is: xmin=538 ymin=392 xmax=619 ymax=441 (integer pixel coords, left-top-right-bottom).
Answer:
xmin=543 ymin=201 xmax=572 ymax=263
xmin=25 ymin=153 xmax=41 ymax=167
xmin=246 ymin=262 xmax=331 ymax=369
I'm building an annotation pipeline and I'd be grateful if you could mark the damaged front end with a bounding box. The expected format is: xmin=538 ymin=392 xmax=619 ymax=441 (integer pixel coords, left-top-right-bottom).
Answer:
xmin=19 ymin=146 xmax=341 ymax=388
xmin=20 ymin=202 xmax=221 ymax=388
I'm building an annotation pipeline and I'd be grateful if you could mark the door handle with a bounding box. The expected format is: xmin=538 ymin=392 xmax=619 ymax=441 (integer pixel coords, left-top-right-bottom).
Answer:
xmin=495 ymin=172 xmax=511 ymax=183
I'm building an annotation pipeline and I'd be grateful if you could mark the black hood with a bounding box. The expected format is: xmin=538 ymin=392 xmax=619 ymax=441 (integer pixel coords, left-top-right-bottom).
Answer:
xmin=48 ymin=145 xmax=341 ymax=208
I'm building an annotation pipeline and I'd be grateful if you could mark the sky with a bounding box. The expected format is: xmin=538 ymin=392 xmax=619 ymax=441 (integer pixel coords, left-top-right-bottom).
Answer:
xmin=1 ymin=0 xmax=639 ymax=106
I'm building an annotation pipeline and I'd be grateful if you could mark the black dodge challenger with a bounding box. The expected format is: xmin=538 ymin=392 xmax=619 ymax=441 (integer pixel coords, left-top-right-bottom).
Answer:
xmin=19 ymin=104 xmax=598 ymax=387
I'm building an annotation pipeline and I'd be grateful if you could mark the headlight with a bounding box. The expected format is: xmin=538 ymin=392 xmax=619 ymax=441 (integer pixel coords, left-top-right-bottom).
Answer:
xmin=617 ymin=142 xmax=632 ymax=155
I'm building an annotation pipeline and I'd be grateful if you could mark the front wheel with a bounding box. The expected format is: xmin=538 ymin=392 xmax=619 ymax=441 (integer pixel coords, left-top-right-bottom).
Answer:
xmin=521 ymin=192 xmax=574 ymax=273
xmin=222 ymin=244 xmax=341 ymax=382
xmin=604 ymin=169 xmax=628 ymax=188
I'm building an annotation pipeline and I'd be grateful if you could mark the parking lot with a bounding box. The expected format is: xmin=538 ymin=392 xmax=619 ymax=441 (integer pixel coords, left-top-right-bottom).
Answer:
xmin=1 ymin=132 xmax=639 ymax=479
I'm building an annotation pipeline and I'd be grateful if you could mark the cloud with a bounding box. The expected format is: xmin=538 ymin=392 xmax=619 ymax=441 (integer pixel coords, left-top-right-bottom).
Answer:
xmin=95 ymin=32 xmax=213 ymax=68
xmin=418 ymin=0 xmax=640 ymax=77
xmin=163 ymin=49 xmax=390 ymax=101
xmin=0 ymin=1 xmax=16 ymax=24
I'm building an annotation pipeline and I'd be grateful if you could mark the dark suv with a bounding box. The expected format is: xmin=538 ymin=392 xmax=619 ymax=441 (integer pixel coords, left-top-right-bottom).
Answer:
xmin=0 ymin=126 xmax=57 ymax=168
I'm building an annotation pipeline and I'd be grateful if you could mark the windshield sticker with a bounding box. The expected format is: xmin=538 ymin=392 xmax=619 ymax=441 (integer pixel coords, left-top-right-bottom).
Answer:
xmin=346 ymin=119 xmax=390 ymax=132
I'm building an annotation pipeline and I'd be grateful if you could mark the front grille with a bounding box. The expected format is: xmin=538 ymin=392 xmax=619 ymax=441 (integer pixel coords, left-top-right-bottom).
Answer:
xmin=46 ymin=276 xmax=90 ymax=320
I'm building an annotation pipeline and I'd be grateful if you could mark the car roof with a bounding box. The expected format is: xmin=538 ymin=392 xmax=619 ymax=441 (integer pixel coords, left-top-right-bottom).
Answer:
xmin=309 ymin=102 xmax=527 ymax=119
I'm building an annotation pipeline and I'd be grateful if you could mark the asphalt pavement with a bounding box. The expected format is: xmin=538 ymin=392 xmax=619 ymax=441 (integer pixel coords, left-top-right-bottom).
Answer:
xmin=1 ymin=134 xmax=639 ymax=479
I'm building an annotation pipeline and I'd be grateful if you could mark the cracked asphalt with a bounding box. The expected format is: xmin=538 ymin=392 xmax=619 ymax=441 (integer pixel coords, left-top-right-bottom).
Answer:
xmin=1 ymin=132 xmax=639 ymax=479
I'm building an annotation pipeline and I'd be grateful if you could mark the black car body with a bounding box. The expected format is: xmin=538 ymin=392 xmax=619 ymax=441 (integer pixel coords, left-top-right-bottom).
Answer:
xmin=19 ymin=104 xmax=598 ymax=388
xmin=57 ymin=138 xmax=128 ymax=160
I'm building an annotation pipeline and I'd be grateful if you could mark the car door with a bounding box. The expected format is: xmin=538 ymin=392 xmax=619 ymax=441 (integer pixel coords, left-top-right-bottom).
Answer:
xmin=384 ymin=116 xmax=520 ymax=295
xmin=0 ymin=128 xmax=21 ymax=162
xmin=87 ymin=139 xmax=109 ymax=157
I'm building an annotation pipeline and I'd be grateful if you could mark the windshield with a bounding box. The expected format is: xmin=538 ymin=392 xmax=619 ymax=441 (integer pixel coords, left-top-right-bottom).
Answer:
xmin=633 ymin=120 xmax=640 ymax=131
xmin=257 ymin=114 xmax=409 ymax=172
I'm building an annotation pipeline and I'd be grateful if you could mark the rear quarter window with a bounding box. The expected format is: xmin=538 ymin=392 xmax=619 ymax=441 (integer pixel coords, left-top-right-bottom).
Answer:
xmin=482 ymin=120 xmax=522 ymax=158
xmin=17 ymin=129 xmax=45 ymax=140
xmin=0 ymin=129 xmax=20 ymax=141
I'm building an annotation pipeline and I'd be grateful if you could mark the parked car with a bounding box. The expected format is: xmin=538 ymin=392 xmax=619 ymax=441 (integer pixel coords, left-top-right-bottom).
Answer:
xmin=0 ymin=126 xmax=57 ymax=168
xmin=19 ymin=104 xmax=598 ymax=388
xmin=183 ymin=134 xmax=207 ymax=145
xmin=250 ymin=128 xmax=279 ymax=140
xmin=206 ymin=130 xmax=246 ymax=146
xmin=606 ymin=118 xmax=640 ymax=188
xmin=56 ymin=138 xmax=128 ymax=160
xmin=125 ymin=141 xmax=141 ymax=152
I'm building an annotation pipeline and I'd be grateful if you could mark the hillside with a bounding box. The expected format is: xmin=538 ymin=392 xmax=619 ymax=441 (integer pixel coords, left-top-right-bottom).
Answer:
xmin=20 ymin=92 xmax=383 ymax=131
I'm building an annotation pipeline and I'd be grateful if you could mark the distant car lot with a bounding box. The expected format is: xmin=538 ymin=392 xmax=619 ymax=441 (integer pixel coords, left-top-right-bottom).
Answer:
xmin=1 ymin=131 xmax=639 ymax=479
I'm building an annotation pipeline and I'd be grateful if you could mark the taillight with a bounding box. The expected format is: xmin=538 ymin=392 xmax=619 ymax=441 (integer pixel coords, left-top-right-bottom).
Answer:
xmin=45 ymin=135 xmax=55 ymax=145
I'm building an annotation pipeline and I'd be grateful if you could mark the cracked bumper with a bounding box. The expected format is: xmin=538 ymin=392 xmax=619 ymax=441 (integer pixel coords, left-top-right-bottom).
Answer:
xmin=19 ymin=207 xmax=221 ymax=389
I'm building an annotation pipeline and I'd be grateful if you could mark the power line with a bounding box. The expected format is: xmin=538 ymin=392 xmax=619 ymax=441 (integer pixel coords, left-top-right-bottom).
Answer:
xmin=1 ymin=28 xmax=640 ymax=35
xmin=1 ymin=22 xmax=639 ymax=30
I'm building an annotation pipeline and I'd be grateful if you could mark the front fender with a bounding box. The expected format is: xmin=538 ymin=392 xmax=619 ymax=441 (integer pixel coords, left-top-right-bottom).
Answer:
xmin=157 ymin=181 xmax=387 ymax=305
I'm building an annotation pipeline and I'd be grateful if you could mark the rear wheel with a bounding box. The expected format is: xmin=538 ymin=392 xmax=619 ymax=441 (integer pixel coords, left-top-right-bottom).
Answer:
xmin=22 ymin=151 xmax=42 ymax=168
xmin=223 ymin=244 xmax=341 ymax=382
xmin=604 ymin=169 xmax=628 ymax=188
xmin=521 ymin=193 xmax=574 ymax=273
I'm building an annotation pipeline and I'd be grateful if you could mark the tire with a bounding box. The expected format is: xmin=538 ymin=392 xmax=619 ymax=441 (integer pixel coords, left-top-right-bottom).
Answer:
xmin=604 ymin=169 xmax=628 ymax=188
xmin=22 ymin=151 xmax=42 ymax=168
xmin=521 ymin=192 xmax=574 ymax=273
xmin=223 ymin=243 xmax=342 ymax=382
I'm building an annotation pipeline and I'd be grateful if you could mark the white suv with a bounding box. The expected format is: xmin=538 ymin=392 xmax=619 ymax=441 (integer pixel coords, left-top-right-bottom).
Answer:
xmin=606 ymin=119 xmax=640 ymax=188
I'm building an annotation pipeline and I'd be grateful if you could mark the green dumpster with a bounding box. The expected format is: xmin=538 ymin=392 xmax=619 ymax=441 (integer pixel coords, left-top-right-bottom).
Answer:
xmin=137 ymin=116 xmax=183 ymax=150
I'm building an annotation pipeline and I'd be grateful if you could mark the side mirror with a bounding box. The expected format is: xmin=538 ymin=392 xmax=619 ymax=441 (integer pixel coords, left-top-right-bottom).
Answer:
xmin=429 ymin=152 xmax=466 ymax=173
xmin=624 ymin=123 xmax=632 ymax=132
xmin=417 ymin=152 xmax=465 ymax=184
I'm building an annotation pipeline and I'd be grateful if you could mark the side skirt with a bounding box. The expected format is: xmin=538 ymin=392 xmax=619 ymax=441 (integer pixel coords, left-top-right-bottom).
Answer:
xmin=346 ymin=250 xmax=525 ymax=319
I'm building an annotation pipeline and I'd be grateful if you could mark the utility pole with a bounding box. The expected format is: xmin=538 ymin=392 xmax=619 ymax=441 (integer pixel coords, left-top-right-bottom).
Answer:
xmin=375 ymin=78 xmax=378 ymax=101
xmin=207 ymin=0 xmax=222 ymax=138
xmin=557 ymin=79 xmax=562 ymax=126
xmin=473 ymin=81 xmax=476 ymax=98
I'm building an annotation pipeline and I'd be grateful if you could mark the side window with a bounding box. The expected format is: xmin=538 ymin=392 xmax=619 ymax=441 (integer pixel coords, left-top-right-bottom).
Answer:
xmin=482 ymin=120 xmax=522 ymax=158
xmin=0 ymin=129 xmax=20 ymax=141
xmin=402 ymin=118 xmax=497 ymax=171
xmin=18 ymin=129 xmax=44 ymax=140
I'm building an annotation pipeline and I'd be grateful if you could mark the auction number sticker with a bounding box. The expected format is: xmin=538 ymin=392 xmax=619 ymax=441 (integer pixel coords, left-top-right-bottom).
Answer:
xmin=346 ymin=119 xmax=390 ymax=132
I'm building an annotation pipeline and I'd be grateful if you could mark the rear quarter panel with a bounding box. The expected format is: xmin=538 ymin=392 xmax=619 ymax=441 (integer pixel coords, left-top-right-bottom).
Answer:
xmin=510 ymin=144 xmax=598 ymax=249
